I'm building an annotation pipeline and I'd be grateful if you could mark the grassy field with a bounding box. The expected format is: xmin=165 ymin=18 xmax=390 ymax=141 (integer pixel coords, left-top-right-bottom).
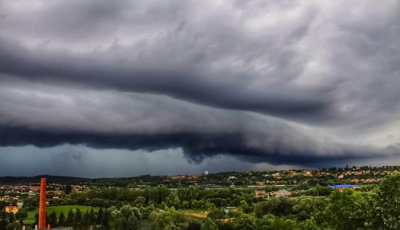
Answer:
xmin=22 ymin=205 xmax=153 ymax=229
xmin=180 ymin=210 xmax=209 ymax=219
xmin=25 ymin=205 xmax=98 ymax=224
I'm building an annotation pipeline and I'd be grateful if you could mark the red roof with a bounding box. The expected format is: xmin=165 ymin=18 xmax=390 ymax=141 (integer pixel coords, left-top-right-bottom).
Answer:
xmin=4 ymin=206 xmax=20 ymax=211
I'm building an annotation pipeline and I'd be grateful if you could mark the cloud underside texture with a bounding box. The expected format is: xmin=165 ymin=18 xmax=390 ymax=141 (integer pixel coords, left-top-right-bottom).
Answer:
xmin=0 ymin=0 xmax=400 ymax=166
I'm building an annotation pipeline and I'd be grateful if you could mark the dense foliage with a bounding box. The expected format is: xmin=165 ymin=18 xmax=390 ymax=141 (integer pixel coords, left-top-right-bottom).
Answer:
xmin=2 ymin=173 xmax=400 ymax=229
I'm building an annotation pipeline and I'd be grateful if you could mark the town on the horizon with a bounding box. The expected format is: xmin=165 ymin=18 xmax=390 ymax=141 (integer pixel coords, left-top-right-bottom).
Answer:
xmin=1 ymin=164 xmax=400 ymax=229
xmin=1 ymin=164 xmax=397 ymax=200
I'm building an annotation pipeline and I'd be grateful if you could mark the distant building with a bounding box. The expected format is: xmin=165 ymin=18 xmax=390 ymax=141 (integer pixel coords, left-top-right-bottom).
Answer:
xmin=331 ymin=184 xmax=359 ymax=191
xmin=204 ymin=171 xmax=209 ymax=175
xmin=228 ymin=176 xmax=237 ymax=180
xmin=254 ymin=190 xmax=266 ymax=197
xmin=271 ymin=173 xmax=280 ymax=177
xmin=256 ymin=181 xmax=264 ymax=186
xmin=274 ymin=189 xmax=292 ymax=197
xmin=304 ymin=171 xmax=313 ymax=177
xmin=4 ymin=206 xmax=20 ymax=214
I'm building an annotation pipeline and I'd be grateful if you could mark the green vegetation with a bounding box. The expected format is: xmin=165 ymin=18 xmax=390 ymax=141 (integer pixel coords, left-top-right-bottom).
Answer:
xmin=2 ymin=169 xmax=400 ymax=229
xmin=26 ymin=205 xmax=98 ymax=222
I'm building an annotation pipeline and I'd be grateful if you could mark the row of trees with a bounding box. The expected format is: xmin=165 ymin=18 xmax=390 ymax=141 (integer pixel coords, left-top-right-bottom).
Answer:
xmin=67 ymin=186 xmax=260 ymax=211
xmin=29 ymin=205 xmax=145 ymax=230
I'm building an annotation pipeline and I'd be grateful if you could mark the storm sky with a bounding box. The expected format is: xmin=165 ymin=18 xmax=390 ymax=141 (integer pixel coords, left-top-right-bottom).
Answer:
xmin=0 ymin=0 xmax=400 ymax=177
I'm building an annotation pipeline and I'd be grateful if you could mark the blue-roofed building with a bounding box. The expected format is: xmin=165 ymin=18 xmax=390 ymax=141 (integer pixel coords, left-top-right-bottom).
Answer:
xmin=331 ymin=184 xmax=359 ymax=191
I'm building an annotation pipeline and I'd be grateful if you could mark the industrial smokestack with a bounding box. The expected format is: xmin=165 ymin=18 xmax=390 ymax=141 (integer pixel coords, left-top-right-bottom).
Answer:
xmin=39 ymin=178 xmax=46 ymax=229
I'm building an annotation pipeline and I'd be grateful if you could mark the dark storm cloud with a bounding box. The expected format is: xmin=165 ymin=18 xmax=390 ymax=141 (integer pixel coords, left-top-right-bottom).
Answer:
xmin=1 ymin=125 xmax=389 ymax=166
xmin=0 ymin=79 xmax=398 ymax=167
xmin=0 ymin=32 xmax=331 ymax=120
xmin=0 ymin=0 xmax=400 ymax=172
xmin=0 ymin=0 xmax=337 ymax=121
xmin=0 ymin=0 xmax=399 ymax=125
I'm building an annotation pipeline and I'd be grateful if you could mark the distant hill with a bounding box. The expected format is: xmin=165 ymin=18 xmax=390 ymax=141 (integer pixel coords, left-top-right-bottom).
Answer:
xmin=0 ymin=175 xmax=88 ymax=184
xmin=0 ymin=174 xmax=166 ymax=186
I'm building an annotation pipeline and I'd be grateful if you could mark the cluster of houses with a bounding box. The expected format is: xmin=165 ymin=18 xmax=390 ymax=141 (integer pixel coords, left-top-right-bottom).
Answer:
xmin=256 ymin=167 xmax=389 ymax=186
xmin=254 ymin=189 xmax=292 ymax=198
xmin=0 ymin=185 xmax=39 ymax=203
xmin=0 ymin=183 xmax=92 ymax=207
xmin=168 ymin=174 xmax=202 ymax=180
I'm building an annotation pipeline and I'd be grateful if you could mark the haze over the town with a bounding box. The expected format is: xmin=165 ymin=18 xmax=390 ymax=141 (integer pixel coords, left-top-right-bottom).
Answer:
xmin=0 ymin=0 xmax=399 ymax=177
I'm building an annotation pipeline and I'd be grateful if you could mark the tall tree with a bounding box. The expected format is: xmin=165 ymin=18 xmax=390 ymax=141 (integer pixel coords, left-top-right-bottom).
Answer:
xmin=75 ymin=208 xmax=82 ymax=227
xmin=75 ymin=212 xmax=91 ymax=230
xmin=101 ymin=210 xmax=111 ymax=230
xmin=0 ymin=211 xmax=9 ymax=230
xmin=89 ymin=209 xmax=96 ymax=225
xmin=49 ymin=211 xmax=58 ymax=228
xmin=64 ymin=185 xmax=73 ymax=195
xmin=58 ymin=212 xmax=66 ymax=227
xmin=201 ymin=218 xmax=218 ymax=230
xmin=126 ymin=215 xmax=140 ymax=230
xmin=66 ymin=209 xmax=75 ymax=227
xmin=232 ymin=214 xmax=257 ymax=230
xmin=96 ymin=208 xmax=104 ymax=225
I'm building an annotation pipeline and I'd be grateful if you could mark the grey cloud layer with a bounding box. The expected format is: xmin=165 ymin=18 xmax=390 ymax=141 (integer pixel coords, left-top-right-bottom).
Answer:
xmin=0 ymin=0 xmax=400 ymax=169
xmin=0 ymin=0 xmax=398 ymax=122
xmin=0 ymin=78 xmax=398 ymax=165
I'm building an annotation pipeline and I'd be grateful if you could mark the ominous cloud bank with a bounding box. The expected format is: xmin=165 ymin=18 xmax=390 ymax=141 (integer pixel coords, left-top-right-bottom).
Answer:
xmin=0 ymin=0 xmax=400 ymax=175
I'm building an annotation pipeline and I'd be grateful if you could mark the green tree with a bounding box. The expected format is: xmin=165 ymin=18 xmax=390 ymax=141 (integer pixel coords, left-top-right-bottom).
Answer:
xmin=0 ymin=211 xmax=9 ymax=230
xmin=6 ymin=213 xmax=14 ymax=224
xmin=5 ymin=222 xmax=22 ymax=230
xmin=239 ymin=200 xmax=251 ymax=214
xmin=201 ymin=218 xmax=218 ymax=230
xmin=75 ymin=208 xmax=82 ymax=227
xmin=64 ymin=185 xmax=73 ymax=195
xmin=149 ymin=208 xmax=188 ymax=230
xmin=187 ymin=221 xmax=201 ymax=230
xmin=173 ymin=196 xmax=181 ymax=209
xmin=133 ymin=196 xmax=146 ymax=207
xmin=232 ymin=214 xmax=257 ymax=230
xmin=34 ymin=214 xmax=39 ymax=227
xmin=267 ymin=217 xmax=299 ymax=230
xmin=208 ymin=209 xmax=225 ymax=220
xmin=126 ymin=215 xmax=140 ymax=230
xmin=181 ymin=201 xmax=190 ymax=209
xmin=369 ymin=174 xmax=400 ymax=229
xmin=76 ymin=212 xmax=92 ymax=230
xmin=101 ymin=210 xmax=111 ymax=230
xmin=49 ymin=211 xmax=58 ymax=228
xmin=309 ymin=189 xmax=369 ymax=230
xmin=15 ymin=211 xmax=27 ymax=221
xmin=66 ymin=209 xmax=75 ymax=227
xmin=58 ymin=212 xmax=66 ymax=227
xmin=96 ymin=208 xmax=104 ymax=225
xmin=89 ymin=209 xmax=96 ymax=225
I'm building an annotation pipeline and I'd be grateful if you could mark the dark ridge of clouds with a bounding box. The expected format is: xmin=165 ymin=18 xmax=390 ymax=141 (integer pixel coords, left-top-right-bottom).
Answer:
xmin=0 ymin=125 xmax=393 ymax=167
xmin=0 ymin=79 xmax=398 ymax=167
